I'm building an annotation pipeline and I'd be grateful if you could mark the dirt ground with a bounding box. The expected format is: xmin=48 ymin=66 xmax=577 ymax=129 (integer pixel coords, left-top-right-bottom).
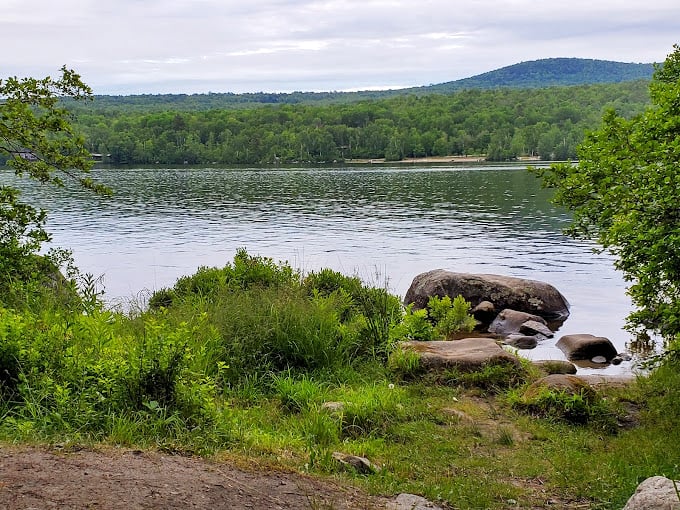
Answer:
xmin=0 ymin=446 xmax=388 ymax=509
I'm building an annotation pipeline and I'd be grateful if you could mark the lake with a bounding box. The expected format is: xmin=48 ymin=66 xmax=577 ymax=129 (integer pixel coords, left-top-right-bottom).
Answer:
xmin=2 ymin=164 xmax=634 ymax=373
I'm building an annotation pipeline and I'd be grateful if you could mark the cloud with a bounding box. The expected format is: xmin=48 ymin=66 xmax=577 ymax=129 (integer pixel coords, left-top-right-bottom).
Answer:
xmin=1 ymin=0 xmax=678 ymax=94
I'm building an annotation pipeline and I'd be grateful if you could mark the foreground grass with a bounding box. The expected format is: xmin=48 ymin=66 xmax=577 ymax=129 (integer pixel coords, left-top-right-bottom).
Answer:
xmin=1 ymin=251 xmax=679 ymax=509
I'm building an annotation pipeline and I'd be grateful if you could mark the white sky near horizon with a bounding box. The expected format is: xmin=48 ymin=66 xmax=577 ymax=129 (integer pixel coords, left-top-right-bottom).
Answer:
xmin=1 ymin=0 xmax=678 ymax=95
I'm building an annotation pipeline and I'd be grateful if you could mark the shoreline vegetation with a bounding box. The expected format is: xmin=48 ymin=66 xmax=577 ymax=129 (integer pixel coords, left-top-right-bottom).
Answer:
xmin=2 ymin=53 xmax=679 ymax=508
xmin=1 ymin=250 xmax=679 ymax=509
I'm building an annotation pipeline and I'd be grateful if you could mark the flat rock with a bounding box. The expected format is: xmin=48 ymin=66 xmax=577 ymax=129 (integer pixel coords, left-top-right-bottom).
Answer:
xmin=623 ymin=476 xmax=680 ymax=510
xmin=523 ymin=374 xmax=596 ymax=401
xmin=556 ymin=334 xmax=618 ymax=361
xmin=532 ymin=360 xmax=577 ymax=375
xmin=404 ymin=270 xmax=570 ymax=320
xmin=400 ymin=338 xmax=521 ymax=371
xmin=387 ymin=493 xmax=444 ymax=510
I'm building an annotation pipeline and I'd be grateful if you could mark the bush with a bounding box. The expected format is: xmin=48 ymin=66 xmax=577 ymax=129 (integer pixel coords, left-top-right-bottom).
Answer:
xmin=427 ymin=295 xmax=477 ymax=338
xmin=149 ymin=248 xmax=300 ymax=308
xmin=508 ymin=385 xmax=617 ymax=431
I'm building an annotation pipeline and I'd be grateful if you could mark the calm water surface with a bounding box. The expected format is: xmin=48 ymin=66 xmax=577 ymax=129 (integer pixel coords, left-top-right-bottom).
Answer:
xmin=3 ymin=164 xmax=634 ymax=373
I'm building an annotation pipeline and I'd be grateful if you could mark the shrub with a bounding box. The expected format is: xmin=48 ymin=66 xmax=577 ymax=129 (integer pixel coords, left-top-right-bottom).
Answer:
xmin=508 ymin=385 xmax=617 ymax=431
xmin=427 ymin=295 xmax=477 ymax=338
xmin=149 ymin=248 xmax=300 ymax=308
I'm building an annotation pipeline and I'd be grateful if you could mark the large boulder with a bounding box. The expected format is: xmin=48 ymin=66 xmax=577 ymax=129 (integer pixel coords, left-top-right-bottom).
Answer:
xmin=523 ymin=374 xmax=596 ymax=400
xmin=623 ymin=476 xmax=680 ymax=510
xmin=556 ymin=334 xmax=618 ymax=361
xmin=404 ymin=270 xmax=570 ymax=321
xmin=399 ymin=338 xmax=521 ymax=371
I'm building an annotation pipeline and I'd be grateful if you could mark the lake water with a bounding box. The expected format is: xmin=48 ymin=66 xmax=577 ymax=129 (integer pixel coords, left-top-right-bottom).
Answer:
xmin=2 ymin=164 xmax=635 ymax=373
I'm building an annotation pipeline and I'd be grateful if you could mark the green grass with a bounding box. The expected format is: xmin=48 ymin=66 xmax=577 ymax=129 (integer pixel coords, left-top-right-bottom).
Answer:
xmin=1 ymin=250 xmax=680 ymax=508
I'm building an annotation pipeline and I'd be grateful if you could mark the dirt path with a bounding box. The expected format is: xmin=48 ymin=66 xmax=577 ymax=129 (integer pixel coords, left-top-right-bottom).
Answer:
xmin=0 ymin=446 xmax=387 ymax=509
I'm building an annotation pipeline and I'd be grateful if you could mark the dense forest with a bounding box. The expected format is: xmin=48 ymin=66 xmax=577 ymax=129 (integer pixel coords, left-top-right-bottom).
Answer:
xmin=74 ymin=80 xmax=651 ymax=165
xmin=63 ymin=58 xmax=655 ymax=113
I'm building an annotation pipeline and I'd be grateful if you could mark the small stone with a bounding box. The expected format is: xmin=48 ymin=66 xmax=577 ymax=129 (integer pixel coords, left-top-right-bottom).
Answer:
xmin=472 ymin=300 xmax=496 ymax=324
xmin=591 ymin=356 xmax=608 ymax=364
xmin=321 ymin=401 xmax=344 ymax=413
xmin=387 ymin=493 xmax=444 ymax=510
xmin=611 ymin=356 xmax=623 ymax=365
xmin=505 ymin=334 xmax=538 ymax=349
xmin=519 ymin=319 xmax=554 ymax=338
xmin=331 ymin=452 xmax=380 ymax=474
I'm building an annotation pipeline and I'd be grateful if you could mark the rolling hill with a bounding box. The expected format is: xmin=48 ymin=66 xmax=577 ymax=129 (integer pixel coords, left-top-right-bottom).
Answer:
xmin=68 ymin=58 xmax=655 ymax=113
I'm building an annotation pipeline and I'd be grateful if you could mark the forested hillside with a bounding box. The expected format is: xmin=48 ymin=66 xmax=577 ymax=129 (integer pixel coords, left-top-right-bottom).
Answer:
xmin=64 ymin=58 xmax=654 ymax=113
xmin=414 ymin=58 xmax=654 ymax=94
xmin=76 ymin=80 xmax=651 ymax=165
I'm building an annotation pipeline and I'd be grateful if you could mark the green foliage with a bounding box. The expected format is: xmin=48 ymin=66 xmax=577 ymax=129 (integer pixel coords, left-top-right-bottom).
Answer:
xmin=438 ymin=363 xmax=526 ymax=392
xmin=149 ymin=248 xmax=300 ymax=308
xmin=390 ymin=295 xmax=477 ymax=343
xmin=390 ymin=304 xmax=434 ymax=341
xmin=0 ymin=67 xmax=107 ymax=309
xmin=531 ymin=45 xmax=680 ymax=344
xmin=272 ymin=374 xmax=328 ymax=413
xmin=336 ymin=383 xmax=409 ymax=439
xmin=427 ymin=295 xmax=477 ymax=338
xmin=387 ymin=348 xmax=423 ymax=379
xmin=69 ymin=80 xmax=651 ymax=165
xmin=508 ymin=385 xmax=616 ymax=431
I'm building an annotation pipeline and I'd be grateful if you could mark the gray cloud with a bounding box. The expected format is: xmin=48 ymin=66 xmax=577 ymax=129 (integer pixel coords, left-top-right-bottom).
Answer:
xmin=1 ymin=0 xmax=677 ymax=94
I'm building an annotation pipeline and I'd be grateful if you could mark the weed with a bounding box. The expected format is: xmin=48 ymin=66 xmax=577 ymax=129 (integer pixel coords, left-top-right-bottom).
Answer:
xmin=427 ymin=295 xmax=477 ymax=338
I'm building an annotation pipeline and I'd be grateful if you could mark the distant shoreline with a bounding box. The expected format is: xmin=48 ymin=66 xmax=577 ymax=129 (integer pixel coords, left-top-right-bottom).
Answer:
xmin=344 ymin=155 xmax=541 ymax=165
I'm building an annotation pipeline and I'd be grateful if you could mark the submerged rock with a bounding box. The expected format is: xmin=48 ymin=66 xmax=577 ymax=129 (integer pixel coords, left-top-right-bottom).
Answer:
xmin=505 ymin=334 xmax=539 ymax=349
xmin=488 ymin=309 xmax=548 ymax=337
xmin=556 ymin=334 xmax=617 ymax=361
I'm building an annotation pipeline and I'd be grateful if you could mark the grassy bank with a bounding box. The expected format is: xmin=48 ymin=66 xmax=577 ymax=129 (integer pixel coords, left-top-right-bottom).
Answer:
xmin=1 ymin=250 xmax=679 ymax=509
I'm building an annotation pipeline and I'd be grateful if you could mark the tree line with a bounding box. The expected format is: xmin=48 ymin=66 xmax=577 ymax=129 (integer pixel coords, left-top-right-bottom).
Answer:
xmin=72 ymin=81 xmax=651 ymax=165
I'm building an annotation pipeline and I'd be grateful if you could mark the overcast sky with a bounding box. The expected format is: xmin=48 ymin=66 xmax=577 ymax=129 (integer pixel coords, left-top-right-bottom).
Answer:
xmin=2 ymin=0 xmax=678 ymax=95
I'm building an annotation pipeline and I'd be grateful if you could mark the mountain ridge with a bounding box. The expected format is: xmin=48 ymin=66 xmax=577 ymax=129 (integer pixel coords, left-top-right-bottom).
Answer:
xmin=75 ymin=58 xmax=655 ymax=112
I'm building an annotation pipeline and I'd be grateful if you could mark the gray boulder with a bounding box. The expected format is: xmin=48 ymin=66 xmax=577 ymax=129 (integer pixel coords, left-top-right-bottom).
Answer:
xmin=404 ymin=270 xmax=570 ymax=320
xmin=387 ymin=493 xmax=444 ymax=510
xmin=623 ymin=476 xmax=680 ymax=510
xmin=556 ymin=334 xmax=618 ymax=361
xmin=488 ymin=309 xmax=549 ymax=337
xmin=399 ymin=338 xmax=521 ymax=371
xmin=532 ymin=360 xmax=577 ymax=375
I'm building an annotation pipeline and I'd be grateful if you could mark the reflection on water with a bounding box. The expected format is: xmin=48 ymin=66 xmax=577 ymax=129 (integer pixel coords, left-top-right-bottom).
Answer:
xmin=2 ymin=164 xmax=633 ymax=373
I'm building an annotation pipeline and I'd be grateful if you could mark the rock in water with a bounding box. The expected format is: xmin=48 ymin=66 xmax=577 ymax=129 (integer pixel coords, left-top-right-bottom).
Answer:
xmin=556 ymin=334 xmax=617 ymax=361
xmin=404 ymin=270 xmax=570 ymax=321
